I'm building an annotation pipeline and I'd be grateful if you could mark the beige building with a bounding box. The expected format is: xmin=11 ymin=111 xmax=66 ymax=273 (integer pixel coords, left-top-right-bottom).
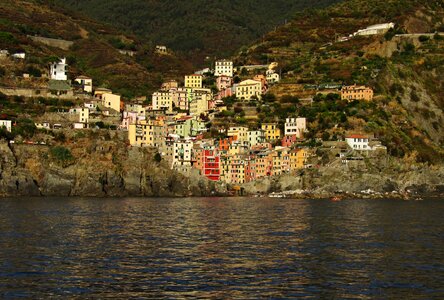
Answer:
xmin=228 ymin=126 xmax=248 ymax=143
xmin=341 ymin=85 xmax=374 ymax=101
xmin=102 ymin=93 xmax=121 ymax=112
xmin=152 ymin=91 xmax=173 ymax=111
xmin=69 ymin=107 xmax=89 ymax=124
xmin=185 ymin=74 xmax=203 ymax=88
xmin=128 ymin=119 xmax=167 ymax=148
xmin=236 ymin=79 xmax=262 ymax=101
xmin=75 ymin=76 xmax=93 ymax=93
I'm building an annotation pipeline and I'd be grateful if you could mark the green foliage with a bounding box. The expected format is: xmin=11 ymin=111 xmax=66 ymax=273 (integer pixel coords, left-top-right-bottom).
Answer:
xmin=12 ymin=119 xmax=36 ymax=139
xmin=0 ymin=126 xmax=13 ymax=140
xmin=50 ymin=146 xmax=74 ymax=166
xmin=52 ymin=0 xmax=340 ymax=56
xmin=154 ymin=152 xmax=162 ymax=163
xmin=418 ymin=35 xmax=430 ymax=43
xmin=0 ymin=31 xmax=16 ymax=44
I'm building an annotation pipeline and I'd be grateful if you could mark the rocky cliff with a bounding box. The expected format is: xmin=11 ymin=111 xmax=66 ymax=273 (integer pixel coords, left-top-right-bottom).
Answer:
xmin=0 ymin=132 xmax=225 ymax=197
xmin=243 ymin=154 xmax=444 ymax=198
xmin=1 ymin=132 xmax=442 ymax=198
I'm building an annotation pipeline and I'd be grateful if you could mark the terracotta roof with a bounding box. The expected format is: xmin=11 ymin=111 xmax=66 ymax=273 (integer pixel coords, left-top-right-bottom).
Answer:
xmin=346 ymin=134 xmax=369 ymax=139
xmin=76 ymin=75 xmax=91 ymax=80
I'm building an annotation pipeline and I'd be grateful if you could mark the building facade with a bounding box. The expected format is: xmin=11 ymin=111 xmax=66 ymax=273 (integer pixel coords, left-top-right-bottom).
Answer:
xmin=50 ymin=58 xmax=68 ymax=81
xmin=215 ymin=60 xmax=233 ymax=77
xmin=236 ymin=80 xmax=262 ymax=101
xmin=341 ymin=85 xmax=374 ymax=101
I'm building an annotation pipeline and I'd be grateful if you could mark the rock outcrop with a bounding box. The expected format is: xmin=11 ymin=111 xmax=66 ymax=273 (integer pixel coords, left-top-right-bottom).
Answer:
xmin=0 ymin=134 xmax=224 ymax=197
xmin=0 ymin=136 xmax=442 ymax=198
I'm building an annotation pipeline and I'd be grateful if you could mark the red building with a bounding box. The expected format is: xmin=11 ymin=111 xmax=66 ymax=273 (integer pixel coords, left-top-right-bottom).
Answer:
xmin=218 ymin=136 xmax=237 ymax=151
xmin=282 ymin=135 xmax=298 ymax=147
xmin=202 ymin=149 xmax=221 ymax=181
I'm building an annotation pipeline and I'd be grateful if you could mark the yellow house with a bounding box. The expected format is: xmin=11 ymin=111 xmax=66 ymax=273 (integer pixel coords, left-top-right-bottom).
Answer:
xmin=128 ymin=119 xmax=167 ymax=148
xmin=102 ymin=93 xmax=121 ymax=112
xmin=152 ymin=91 xmax=172 ymax=111
xmin=261 ymin=123 xmax=281 ymax=142
xmin=185 ymin=74 xmax=203 ymax=88
xmin=236 ymin=79 xmax=262 ymax=101
xmin=290 ymin=148 xmax=308 ymax=170
xmin=228 ymin=126 xmax=248 ymax=142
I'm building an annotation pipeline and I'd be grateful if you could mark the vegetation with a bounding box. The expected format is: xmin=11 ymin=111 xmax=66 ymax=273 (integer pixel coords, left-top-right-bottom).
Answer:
xmin=51 ymin=0 xmax=341 ymax=60
xmin=50 ymin=146 xmax=74 ymax=167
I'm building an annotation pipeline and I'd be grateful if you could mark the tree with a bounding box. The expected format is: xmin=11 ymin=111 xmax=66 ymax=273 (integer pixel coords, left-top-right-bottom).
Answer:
xmin=154 ymin=153 xmax=162 ymax=162
xmin=50 ymin=146 xmax=74 ymax=167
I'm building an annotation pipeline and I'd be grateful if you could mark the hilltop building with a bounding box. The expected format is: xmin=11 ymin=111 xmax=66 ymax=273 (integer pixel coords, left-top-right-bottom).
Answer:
xmin=236 ymin=79 xmax=262 ymax=101
xmin=185 ymin=74 xmax=203 ymax=88
xmin=285 ymin=118 xmax=306 ymax=138
xmin=215 ymin=59 xmax=233 ymax=77
xmin=50 ymin=58 xmax=68 ymax=81
xmin=75 ymin=76 xmax=92 ymax=93
xmin=0 ymin=120 xmax=12 ymax=132
xmin=353 ymin=23 xmax=395 ymax=36
xmin=341 ymin=85 xmax=373 ymax=101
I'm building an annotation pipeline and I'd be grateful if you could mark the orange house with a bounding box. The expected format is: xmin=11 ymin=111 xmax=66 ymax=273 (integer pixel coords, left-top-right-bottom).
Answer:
xmin=341 ymin=85 xmax=373 ymax=101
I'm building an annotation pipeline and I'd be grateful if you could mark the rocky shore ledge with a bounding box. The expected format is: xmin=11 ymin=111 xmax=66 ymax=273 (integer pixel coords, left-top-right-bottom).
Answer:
xmin=1 ymin=138 xmax=443 ymax=198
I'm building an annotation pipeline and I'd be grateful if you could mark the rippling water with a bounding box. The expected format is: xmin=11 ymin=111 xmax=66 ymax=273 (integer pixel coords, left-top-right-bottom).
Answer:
xmin=0 ymin=197 xmax=443 ymax=298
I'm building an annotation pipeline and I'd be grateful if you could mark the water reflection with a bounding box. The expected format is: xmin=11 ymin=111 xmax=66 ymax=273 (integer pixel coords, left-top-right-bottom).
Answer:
xmin=0 ymin=197 xmax=443 ymax=298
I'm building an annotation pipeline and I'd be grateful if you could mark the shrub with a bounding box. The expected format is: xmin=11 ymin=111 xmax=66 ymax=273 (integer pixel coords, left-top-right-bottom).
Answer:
xmin=50 ymin=146 xmax=74 ymax=166
xmin=154 ymin=153 xmax=162 ymax=162
xmin=418 ymin=35 xmax=430 ymax=43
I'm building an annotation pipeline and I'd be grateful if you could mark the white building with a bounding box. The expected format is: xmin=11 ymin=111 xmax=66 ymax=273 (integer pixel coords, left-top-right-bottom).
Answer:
xmin=152 ymin=91 xmax=173 ymax=112
xmin=12 ymin=53 xmax=25 ymax=59
xmin=266 ymin=69 xmax=280 ymax=84
xmin=346 ymin=135 xmax=371 ymax=150
xmin=173 ymin=140 xmax=193 ymax=172
xmin=285 ymin=118 xmax=306 ymax=138
xmin=248 ymin=130 xmax=265 ymax=147
xmin=353 ymin=23 xmax=395 ymax=37
xmin=50 ymin=58 xmax=68 ymax=81
xmin=0 ymin=120 xmax=12 ymax=132
xmin=69 ymin=107 xmax=89 ymax=124
xmin=215 ymin=59 xmax=233 ymax=77
xmin=75 ymin=76 xmax=93 ymax=93
xmin=35 ymin=122 xmax=50 ymax=130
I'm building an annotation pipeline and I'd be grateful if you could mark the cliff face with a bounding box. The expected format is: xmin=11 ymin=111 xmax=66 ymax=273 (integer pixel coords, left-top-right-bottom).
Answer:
xmin=242 ymin=155 xmax=444 ymax=198
xmin=0 ymin=134 xmax=224 ymax=197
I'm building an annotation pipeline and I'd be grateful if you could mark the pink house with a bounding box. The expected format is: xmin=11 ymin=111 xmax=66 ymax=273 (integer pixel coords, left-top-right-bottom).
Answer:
xmin=216 ymin=76 xmax=232 ymax=90
xmin=216 ymin=76 xmax=233 ymax=101
xmin=121 ymin=111 xmax=143 ymax=130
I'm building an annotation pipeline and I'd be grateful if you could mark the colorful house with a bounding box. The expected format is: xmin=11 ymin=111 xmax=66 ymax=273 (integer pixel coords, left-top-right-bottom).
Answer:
xmin=341 ymin=85 xmax=374 ymax=101
xmin=236 ymin=79 xmax=262 ymax=101
xmin=185 ymin=74 xmax=203 ymax=88
xmin=261 ymin=123 xmax=281 ymax=142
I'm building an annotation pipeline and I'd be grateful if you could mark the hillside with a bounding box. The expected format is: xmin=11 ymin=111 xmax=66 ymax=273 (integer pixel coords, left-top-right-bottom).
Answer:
xmin=50 ymin=0 xmax=342 ymax=63
xmin=0 ymin=0 xmax=193 ymax=98
xmin=233 ymin=0 xmax=444 ymax=163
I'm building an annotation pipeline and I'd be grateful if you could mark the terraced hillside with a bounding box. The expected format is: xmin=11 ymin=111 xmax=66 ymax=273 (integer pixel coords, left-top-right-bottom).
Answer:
xmin=0 ymin=0 xmax=193 ymax=98
xmin=234 ymin=0 xmax=444 ymax=162
xmin=51 ymin=0 xmax=342 ymax=63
